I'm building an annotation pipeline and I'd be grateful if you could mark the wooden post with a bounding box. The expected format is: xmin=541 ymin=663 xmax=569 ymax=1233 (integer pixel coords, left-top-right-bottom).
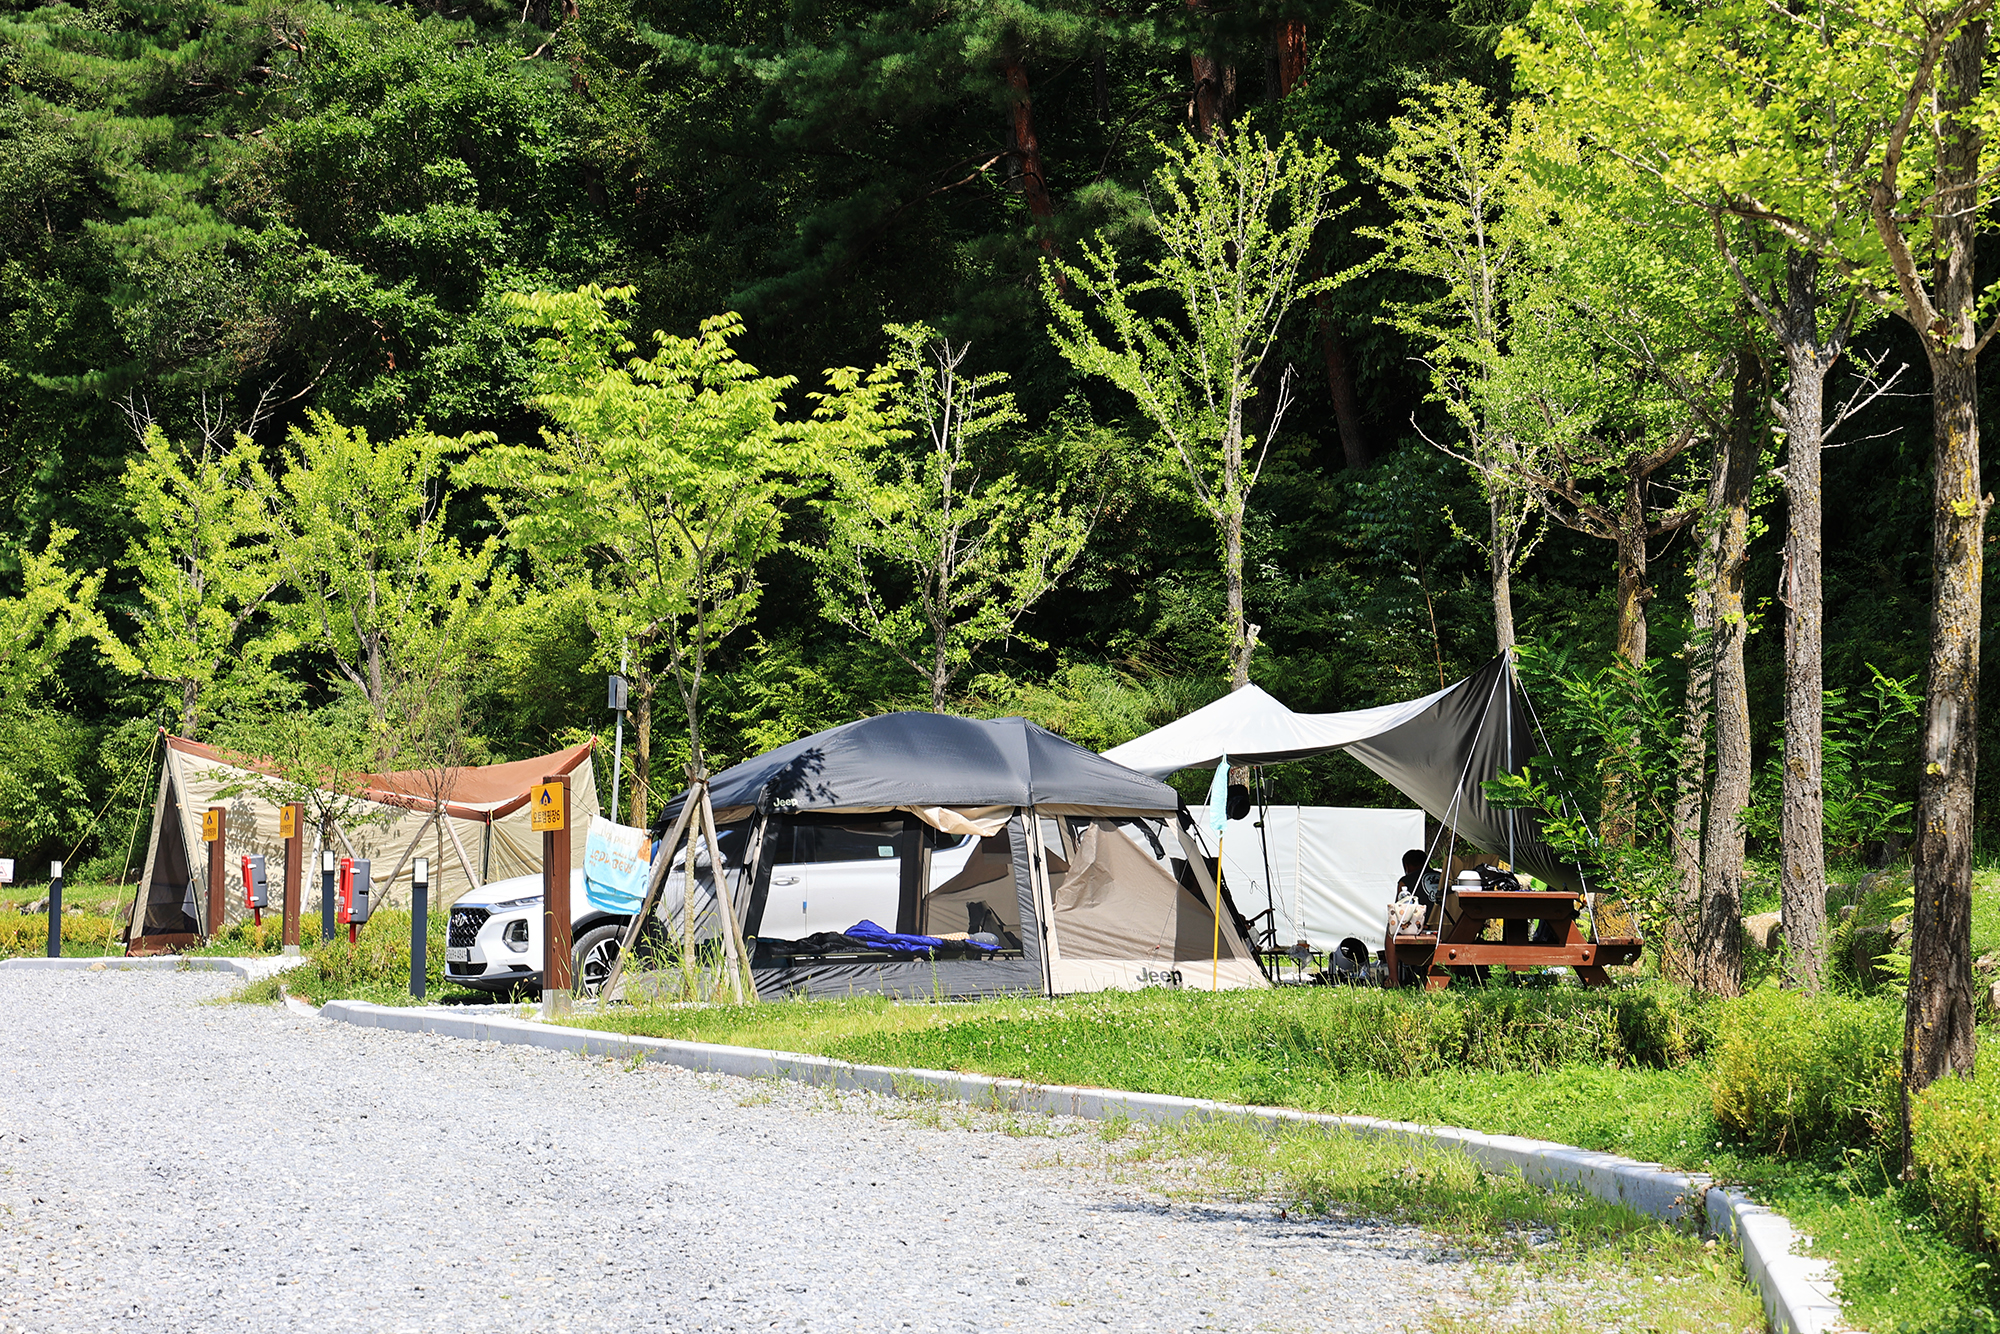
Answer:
xmin=540 ymin=774 xmax=573 ymax=1016
xmin=203 ymin=805 xmax=227 ymax=940
xmin=281 ymin=803 xmax=304 ymax=955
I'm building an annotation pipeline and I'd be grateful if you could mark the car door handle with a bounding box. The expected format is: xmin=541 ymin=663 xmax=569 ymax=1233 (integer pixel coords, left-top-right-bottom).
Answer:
xmin=773 ymin=876 xmax=801 ymax=886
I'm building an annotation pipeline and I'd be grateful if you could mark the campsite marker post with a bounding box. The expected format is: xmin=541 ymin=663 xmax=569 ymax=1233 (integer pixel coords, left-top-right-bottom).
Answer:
xmin=321 ymin=850 xmax=337 ymax=944
xmin=535 ymin=775 xmax=572 ymax=1017
xmin=45 ymin=860 xmax=62 ymax=958
xmin=203 ymin=805 xmax=227 ymax=942
xmin=280 ymin=804 xmax=303 ymax=956
xmin=410 ymin=857 xmax=429 ymax=1001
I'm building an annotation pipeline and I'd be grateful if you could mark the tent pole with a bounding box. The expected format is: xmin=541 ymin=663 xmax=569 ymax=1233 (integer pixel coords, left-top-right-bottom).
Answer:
xmin=1210 ymin=827 xmax=1224 ymax=992
xmin=600 ymin=796 xmax=696 ymax=1004
xmin=439 ymin=808 xmax=483 ymax=903
xmin=695 ymin=786 xmax=752 ymax=1004
xmin=382 ymin=806 xmax=442 ymax=905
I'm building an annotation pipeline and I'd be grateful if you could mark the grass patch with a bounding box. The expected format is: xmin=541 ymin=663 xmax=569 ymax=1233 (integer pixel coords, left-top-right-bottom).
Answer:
xmin=225 ymin=909 xmax=490 ymax=1007
xmin=1126 ymin=1117 xmax=1765 ymax=1334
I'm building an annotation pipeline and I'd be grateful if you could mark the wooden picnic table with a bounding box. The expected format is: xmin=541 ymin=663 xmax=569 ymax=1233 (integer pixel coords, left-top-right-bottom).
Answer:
xmin=1382 ymin=888 xmax=1642 ymax=990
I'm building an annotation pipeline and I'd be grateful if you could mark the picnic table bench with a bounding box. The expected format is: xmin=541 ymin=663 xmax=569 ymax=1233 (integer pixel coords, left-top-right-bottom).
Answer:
xmin=1383 ymin=888 xmax=1643 ymax=990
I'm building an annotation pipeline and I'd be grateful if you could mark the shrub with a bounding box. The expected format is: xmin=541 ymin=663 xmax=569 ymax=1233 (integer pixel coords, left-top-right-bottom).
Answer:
xmin=0 ymin=910 xmax=120 ymax=958
xmin=1910 ymin=1057 xmax=2000 ymax=1253
xmin=1709 ymin=986 xmax=1901 ymax=1156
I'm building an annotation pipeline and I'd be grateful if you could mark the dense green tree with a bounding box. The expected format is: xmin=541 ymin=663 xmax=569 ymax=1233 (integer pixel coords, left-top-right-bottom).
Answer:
xmin=807 ymin=325 xmax=1094 ymax=711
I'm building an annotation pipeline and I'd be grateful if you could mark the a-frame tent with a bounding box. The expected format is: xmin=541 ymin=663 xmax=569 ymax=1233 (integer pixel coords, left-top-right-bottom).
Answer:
xmin=125 ymin=735 xmax=600 ymax=951
xmin=639 ymin=711 xmax=1265 ymax=999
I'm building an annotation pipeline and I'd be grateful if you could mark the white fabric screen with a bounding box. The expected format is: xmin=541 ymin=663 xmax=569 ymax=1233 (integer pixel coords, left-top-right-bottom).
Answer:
xmin=1188 ymin=805 xmax=1423 ymax=950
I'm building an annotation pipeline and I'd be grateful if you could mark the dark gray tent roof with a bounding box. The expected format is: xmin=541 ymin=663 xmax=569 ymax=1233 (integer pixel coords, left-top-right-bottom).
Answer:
xmin=1340 ymin=657 xmax=1585 ymax=894
xmin=656 ymin=712 xmax=1179 ymax=831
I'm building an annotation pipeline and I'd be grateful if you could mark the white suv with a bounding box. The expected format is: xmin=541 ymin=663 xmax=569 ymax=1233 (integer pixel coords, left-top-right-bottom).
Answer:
xmin=443 ymin=871 xmax=631 ymax=997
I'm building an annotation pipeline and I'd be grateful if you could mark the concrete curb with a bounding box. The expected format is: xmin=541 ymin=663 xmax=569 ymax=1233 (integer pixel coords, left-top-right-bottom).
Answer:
xmin=1 ymin=954 xmax=309 ymax=982
xmin=318 ymin=1000 xmax=1846 ymax=1334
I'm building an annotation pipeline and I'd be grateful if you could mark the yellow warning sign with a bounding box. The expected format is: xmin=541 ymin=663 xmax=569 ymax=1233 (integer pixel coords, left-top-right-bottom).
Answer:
xmin=279 ymin=805 xmax=298 ymax=840
xmin=530 ymin=782 xmax=566 ymax=832
xmin=202 ymin=809 xmax=221 ymax=842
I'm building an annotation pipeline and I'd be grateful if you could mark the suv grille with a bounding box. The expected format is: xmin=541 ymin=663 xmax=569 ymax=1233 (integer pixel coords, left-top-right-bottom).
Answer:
xmin=448 ymin=907 xmax=490 ymax=948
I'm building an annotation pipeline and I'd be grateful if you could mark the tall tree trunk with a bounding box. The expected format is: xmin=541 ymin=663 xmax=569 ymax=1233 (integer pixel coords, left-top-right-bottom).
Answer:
xmin=628 ymin=670 xmax=652 ymax=829
xmin=178 ymin=679 xmax=199 ymax=739
xmin=1613 ymin=473 xmax=1651 ymax=668
xmin=1666 ymin=506 xmax=1718 ymax=986
xmin=1001 ymin=59 xmax=1060 ymax=280
xmin=1489 ymin=492 xmax=1516 ymax=656
xmin=1271 ymin=18 xmax=1307 ymax=96
xmin=1186 ymin=0 xmax=1234 ymax=137
xmin=1693 ymin=353 xmax=1761 ymax=998
xmin=1224 ymin=488 xmax=1250 ymax=689
xmin=931 ymin=629 xmax=950 ymax=713
xmin=1274 ymin=17 xmax=1364 ymax=470
xmin=1904 ymin=17 xmax=1989 ymax=1157
xmin=1779 ymin=253 xmax=1830 ymax=992
xmin=1318 ymin=309 xmax=1368 ymax=468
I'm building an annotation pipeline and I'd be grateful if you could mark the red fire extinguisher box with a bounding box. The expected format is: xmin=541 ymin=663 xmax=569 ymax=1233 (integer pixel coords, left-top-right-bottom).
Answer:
xmin=337 ymin=858 xmax=373 ymax=926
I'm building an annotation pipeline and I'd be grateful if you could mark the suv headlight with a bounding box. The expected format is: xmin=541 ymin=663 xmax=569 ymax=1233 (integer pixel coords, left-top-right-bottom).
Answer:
xmin=503 ymin=919 xmax=530 ymax=953
xmin=494 ymin=895 xmax=542 ymax=909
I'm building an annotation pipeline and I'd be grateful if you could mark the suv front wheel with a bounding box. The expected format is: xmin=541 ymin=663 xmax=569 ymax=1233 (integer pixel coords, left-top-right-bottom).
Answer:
xmin=572 ymin=923 xmax=626 ymax=998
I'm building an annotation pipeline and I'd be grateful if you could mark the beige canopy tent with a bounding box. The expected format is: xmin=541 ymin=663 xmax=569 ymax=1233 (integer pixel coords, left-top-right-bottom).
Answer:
xmin=124 ymin=735 xmax=599 ymax=950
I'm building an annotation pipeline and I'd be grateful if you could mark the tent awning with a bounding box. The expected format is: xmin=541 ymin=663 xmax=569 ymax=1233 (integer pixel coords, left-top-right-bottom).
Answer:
xmin=1102 ymin=660 xmax=1589 ymax=895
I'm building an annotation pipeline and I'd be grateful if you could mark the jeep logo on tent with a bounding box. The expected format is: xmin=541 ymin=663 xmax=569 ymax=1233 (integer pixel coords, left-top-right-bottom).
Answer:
xmin=1135 ymin=968 xmax=1183 ymax=988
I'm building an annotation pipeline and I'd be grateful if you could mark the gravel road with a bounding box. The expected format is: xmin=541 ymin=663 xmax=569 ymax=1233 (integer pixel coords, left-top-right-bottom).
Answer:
xmin=2 ymin=970 xmax=1551 ymax=1333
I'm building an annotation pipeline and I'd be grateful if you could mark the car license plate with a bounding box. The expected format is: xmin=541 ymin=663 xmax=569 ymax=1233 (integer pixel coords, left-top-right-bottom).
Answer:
xmin=445 ymin=947 xmax=469 ymax=963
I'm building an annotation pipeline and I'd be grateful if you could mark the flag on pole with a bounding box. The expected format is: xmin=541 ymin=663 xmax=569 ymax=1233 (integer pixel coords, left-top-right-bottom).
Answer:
xmin=1205 ymin=757 xmax=1230 ymax=836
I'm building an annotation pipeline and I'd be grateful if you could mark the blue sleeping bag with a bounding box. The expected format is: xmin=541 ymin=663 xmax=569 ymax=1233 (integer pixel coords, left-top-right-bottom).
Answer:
xmin=843 ymin=920 xmax=998 ymax=959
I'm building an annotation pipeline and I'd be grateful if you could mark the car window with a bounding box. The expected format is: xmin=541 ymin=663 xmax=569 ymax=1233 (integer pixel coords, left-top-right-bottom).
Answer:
xmin=791 ymin=821 xmax=901 ymax=863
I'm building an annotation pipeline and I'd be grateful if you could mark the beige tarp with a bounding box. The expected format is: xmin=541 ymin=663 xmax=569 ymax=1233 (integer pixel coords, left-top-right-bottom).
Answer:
xmin=127 ymin=736 xmax=600 ymax=941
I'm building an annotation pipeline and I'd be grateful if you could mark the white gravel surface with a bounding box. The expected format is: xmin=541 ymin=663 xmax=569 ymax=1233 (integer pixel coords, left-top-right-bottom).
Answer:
xmin=1 ymin=970 xmax=1561 ymax=1333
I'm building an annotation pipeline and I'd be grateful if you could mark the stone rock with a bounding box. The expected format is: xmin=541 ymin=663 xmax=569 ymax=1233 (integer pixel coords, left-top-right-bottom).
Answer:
xmin=20 ymin=897 xmax=47 ymax=915
xmin=1975 ymin=954 xmax=1999 ymax=976
xmin=1990 ymin=980 xmax=2000 ymax=1019
xmin=1849 ymin=917 xmax=1910 ymax=979
xmin=1838 ymin=903 xmax=1858 ymax=923
xmin=1743 ymin=912 xmax=1784 ymax=952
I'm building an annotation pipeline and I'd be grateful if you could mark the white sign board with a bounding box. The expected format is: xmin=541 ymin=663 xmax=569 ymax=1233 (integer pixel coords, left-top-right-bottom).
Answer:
xmin=0 ymin=859 xmax=12 ymax=884
xmin=1189 ymin=805 xmax=1423 ymax=950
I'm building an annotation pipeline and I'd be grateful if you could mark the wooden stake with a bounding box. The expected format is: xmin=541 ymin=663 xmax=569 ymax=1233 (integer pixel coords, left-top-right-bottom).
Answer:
xmin=599 ymin=796 xmax=696 ymax=1004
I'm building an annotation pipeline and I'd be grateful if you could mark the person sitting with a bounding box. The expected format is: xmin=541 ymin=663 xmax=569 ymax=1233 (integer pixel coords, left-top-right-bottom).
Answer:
xmin=1397 ymin=849 xmax=1440 ymax=907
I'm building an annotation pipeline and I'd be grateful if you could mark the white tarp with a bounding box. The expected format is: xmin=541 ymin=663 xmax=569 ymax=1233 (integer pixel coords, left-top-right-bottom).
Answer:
xmin=1189 ymin=804 xmax=1424 ymax=950
xmin=1102 ymin=682 xmax=1452 ymax=779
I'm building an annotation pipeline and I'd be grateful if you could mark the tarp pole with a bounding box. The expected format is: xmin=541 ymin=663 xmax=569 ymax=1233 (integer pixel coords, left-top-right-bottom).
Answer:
xmin=600 ymin=796 xmax=696 ymax=1003
xmin=1210 ymin=827 xmax=1224 ymax=992
xmin=1505 ymin=658 xmax=1517 ymax=872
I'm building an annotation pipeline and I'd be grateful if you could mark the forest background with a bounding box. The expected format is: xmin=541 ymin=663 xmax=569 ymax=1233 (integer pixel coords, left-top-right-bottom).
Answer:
xmin=0 ymin=0 xmax=1962 ymax=904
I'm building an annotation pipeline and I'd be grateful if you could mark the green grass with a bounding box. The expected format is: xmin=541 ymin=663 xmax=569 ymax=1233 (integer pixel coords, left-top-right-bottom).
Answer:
xmin=226 ymin=908 xmax=494 ymax=1007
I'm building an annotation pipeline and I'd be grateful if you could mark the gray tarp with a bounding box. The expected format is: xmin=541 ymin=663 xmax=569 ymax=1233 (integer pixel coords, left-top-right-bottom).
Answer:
xmin=657 ymin=712 xmax=1179 ymax=830
xmin=1105 ymin=658 xmax=1587 ymax=894
xmin=1341 ymin=658 xmax=1584 ymax=894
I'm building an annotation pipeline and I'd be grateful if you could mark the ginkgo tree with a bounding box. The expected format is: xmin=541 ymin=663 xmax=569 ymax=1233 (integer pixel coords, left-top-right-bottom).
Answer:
xmin=112 ymin=425 xmax=288 ymax=739
xmin=1046 ymin=123 xmax=1353 ymax=690
xmin=465 ymin=287 xmax=802 ymax=822
xmin=807 ymin=325 xmax=1094 ymax=713
xmin=1508 ymin=0 xmax=1995 ymax=1145
xmin=272 ymin=413 xmax=506 ymax=763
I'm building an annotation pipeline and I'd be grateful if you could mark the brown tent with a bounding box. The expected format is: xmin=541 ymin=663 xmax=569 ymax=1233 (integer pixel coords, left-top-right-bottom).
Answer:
xmin=125 ymin=735 xmax=599 ymax=951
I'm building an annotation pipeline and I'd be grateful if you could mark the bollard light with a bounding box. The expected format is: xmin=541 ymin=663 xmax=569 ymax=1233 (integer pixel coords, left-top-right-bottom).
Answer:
xmin=410 ymin=858 xmax=430 ymax=1002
